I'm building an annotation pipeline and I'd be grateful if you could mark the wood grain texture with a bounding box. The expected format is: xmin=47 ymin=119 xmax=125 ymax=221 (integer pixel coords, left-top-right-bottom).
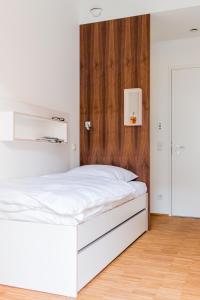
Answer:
xmin=80 ymin=15 xmax=150 ymax=188
xmin=1 ymin=215 xmax=200 ymax=299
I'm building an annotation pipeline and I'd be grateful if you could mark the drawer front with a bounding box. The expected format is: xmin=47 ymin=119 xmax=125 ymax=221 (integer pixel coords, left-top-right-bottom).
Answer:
xmin=78 ymin=193 xmax=148 ymax=250
xmin=78 ymin=209 xmax=147 ymax=291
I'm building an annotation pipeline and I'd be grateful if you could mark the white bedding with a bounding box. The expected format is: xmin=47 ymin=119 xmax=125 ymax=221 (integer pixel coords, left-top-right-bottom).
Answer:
xmin=0 ymin=173 xmax=147 ymax=225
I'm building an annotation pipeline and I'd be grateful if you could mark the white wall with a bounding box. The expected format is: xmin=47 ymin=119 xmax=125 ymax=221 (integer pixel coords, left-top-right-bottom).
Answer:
xmin=80 ymin=0 xmax=200 ymax=24
xmin=151 ymin=36 xmax=200 ymax=214
xmin=0 ymin=0 xmax=79 ymax=179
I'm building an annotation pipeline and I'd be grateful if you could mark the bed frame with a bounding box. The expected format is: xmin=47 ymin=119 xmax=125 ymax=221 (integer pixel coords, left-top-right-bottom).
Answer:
xmin=0 ymin=193 xmax=148 ymax=298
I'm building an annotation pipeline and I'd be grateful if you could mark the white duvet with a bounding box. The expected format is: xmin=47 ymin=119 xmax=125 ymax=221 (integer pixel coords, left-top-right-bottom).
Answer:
xmin=0 ymin=173 xmax=140 ymax=223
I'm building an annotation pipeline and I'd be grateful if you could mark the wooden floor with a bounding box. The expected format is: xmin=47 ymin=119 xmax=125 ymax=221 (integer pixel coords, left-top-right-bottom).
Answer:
xmin=1 ymin=215 xmax=200 ymax=300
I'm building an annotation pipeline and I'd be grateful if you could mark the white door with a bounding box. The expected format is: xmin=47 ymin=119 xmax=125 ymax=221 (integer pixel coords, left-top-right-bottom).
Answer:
xmin=172 ymin=67 xmax=200 ymax=217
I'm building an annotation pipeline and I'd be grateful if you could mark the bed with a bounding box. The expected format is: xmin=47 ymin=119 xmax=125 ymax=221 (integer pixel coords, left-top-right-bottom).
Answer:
xmin=0 ymin=165 xmax=148 ymax=298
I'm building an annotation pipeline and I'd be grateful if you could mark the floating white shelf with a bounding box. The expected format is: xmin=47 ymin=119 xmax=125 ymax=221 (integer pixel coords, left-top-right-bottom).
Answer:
xmin=0 ymin=112 xmax=68 ymax=143
xmin=124 ymin=88 xmax=142 ymax=126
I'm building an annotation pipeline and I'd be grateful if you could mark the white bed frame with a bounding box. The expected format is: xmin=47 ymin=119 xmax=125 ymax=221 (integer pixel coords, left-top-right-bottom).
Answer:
xmin=0 ymin=193 xmax=148 ymax=298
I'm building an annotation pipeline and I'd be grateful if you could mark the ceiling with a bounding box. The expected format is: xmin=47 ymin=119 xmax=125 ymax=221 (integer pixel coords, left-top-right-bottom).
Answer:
xmin=152 ymin=6 xmax=200 ymax=42
xmin=80 ymin=0 xmax=200 ymax=24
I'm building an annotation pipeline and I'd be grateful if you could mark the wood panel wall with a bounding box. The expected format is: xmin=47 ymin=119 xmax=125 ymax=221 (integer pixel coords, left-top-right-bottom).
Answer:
xmin=80 ymin=15 xmax=150 ymax=188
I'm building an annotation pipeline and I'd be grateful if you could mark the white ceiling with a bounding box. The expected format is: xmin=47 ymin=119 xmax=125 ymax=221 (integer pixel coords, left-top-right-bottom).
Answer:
xmin=152 ymin=6 xmax=200 ymax=42
xmin=79 ymin=0 xmax=200 ymax=24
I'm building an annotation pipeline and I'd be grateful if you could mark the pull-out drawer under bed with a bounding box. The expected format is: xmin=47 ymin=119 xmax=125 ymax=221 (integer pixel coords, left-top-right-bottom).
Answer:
xmin=0 ymin=193 xmax=148 ymax=298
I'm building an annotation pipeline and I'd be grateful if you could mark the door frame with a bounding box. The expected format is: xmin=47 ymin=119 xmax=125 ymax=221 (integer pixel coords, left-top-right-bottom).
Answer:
xmin=170 ymin=64 xmax=200 ymax=216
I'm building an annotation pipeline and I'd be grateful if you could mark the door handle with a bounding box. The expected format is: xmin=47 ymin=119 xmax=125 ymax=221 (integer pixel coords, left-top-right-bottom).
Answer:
xmin=175 ymin=145 xmax=185 ymax=155
xmin=176 ymin=145 xmax=185 ymax=150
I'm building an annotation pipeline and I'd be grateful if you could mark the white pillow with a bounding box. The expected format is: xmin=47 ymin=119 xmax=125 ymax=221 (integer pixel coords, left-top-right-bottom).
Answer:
xmin=67 ymin=165 xmax=138 ymax=182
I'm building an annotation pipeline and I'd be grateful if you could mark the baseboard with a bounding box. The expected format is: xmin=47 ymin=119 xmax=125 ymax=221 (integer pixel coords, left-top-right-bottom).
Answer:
xmin=150 ymin=213 xmax=169 ymax=217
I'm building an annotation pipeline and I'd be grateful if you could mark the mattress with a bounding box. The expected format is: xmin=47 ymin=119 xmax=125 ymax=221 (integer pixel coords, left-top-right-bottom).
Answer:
xmin=0 ymin=173 xmax=147 ymax=226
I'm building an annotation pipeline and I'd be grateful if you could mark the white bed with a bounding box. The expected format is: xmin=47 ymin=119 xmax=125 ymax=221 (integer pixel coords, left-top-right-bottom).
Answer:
xmin=0 ymin=165 xmax=148 ymax=297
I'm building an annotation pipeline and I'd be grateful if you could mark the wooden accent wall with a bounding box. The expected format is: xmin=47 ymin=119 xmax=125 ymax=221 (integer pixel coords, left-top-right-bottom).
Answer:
xmin=80 ymin=15 xmax=150 ymax=187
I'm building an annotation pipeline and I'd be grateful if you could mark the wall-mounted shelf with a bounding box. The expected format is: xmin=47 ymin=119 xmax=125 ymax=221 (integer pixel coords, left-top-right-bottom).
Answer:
xmin=0 ymin=112 xmax=68 ymax=143
xmin=124 ymin=88 xmax=142 ymax=126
